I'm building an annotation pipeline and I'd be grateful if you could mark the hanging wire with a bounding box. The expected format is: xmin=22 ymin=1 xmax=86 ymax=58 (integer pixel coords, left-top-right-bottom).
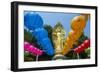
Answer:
xmin=36 ymin=55 xmax=38 ymax=61
xmin=76 ymin=53 xmax=80 ymax=59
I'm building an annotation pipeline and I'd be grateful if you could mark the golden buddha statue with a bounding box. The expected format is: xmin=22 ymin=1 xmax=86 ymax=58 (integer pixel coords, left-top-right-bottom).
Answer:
xmin=52 ymin=22 xmax=66 ymax=60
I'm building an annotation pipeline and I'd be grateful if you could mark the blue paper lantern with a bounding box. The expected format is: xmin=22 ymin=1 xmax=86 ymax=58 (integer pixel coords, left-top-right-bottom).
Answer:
xmin=24 ymin=12 xmax=43 ymax=30
xmin=24 ymin=12 xmax=54 ymax=55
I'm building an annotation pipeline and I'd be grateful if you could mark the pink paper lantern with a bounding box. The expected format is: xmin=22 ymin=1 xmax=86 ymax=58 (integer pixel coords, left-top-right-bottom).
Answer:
xmin=24 ymin=41 xmax=43 ymax=56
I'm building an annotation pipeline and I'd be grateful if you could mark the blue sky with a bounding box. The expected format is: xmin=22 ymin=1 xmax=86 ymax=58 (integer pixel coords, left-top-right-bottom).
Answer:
xmin=24 ymin=11 xmax=90 ymax=38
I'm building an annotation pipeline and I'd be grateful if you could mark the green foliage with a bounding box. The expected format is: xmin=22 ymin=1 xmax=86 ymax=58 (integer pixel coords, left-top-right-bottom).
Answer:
xmin=38 ymin=53 xmax=53 ymax=61
xmin=73 ymin=32 xmax=88 ymax=48
xmin=79 ymin=51 xmax=88 ymax=59
xmin=77 ymin=32 xmax=88 ymax=45
xmin=43 ymin=24 xmax=54 ymax=47
xmin=24 ymin=29 xmax=41 ymax=48
xmin=85 ymin=48 xmax=90 ymax=55
xmin=43 ymin=24 xmax=53 ymax=39
xmin=24 ymin=29 xmax=37 ymax=43
xmin=66 ymin=50 xmax=78 ymax=59
xmin=85 ymin=48 xmax=90 ymax=58
xmin=24 ymin=51 xmax=36 ymax=61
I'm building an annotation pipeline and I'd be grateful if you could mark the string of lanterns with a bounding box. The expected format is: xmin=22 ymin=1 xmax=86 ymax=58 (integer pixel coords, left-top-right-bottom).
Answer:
xmin=24 ymin=41 xmax=43 ymax=56
xmin=24 ymin=12 xmax=54 ymax=56
xmin=74 ymin=39 xmax=90 ymax=54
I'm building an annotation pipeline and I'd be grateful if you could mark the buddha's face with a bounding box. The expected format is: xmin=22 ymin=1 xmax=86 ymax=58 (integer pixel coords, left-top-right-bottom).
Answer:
xmin=56 ymin=27 xmax=61 ymax=32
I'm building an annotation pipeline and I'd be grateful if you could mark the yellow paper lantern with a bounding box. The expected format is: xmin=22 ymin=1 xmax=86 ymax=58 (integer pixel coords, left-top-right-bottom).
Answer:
xmin=62 ymin=37 xmax=74 ymax=55
xmin=62 ymin=43 xmax=70 ymax=55
xmin=62 ymin=14 xmax=89 ymax=55
xmin=71 ymin=15 xmax=86 ymax=31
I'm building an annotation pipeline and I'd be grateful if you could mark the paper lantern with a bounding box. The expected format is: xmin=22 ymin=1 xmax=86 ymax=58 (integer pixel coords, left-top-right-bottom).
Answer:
xmin=24 ymin=12 xmax=54 ymax=55
xmin=83 ymin=39 xmax=90 ymax=48
xmin=74 ymin=39 xmax=90 ymax=54
xmin=68 ymin=30 xmax=82 ymax=42
xmin=24 ymin=41 xmax=43 ymax=56
xmin=62 ymin=43 xmax=70 ymax=55
xmin=66 ymin=37 xmax=74 ymax=48
xmin=71 ymin=15 xmax=86 ymax=31
xmin=62 ymin=14 xmax=89 ymax=55
xmin=62 ymin=37 xmax=74 ymax=55
xmin=24 ymin=12 xmax=43 ymax=30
